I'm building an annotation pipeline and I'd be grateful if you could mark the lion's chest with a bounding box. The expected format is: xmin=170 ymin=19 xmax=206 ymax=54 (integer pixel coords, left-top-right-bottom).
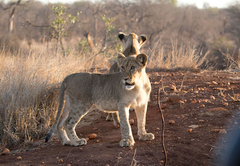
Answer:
xmin=123 ymin=88 xmax=149 ymax=108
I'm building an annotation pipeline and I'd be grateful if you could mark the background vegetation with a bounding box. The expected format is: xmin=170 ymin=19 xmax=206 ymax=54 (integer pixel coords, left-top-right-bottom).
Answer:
xmin=0 ymin=0 xmax=240 ymax=149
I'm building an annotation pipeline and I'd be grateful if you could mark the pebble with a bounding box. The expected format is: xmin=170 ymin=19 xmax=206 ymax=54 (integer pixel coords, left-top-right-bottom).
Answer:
xmin=187 ymin=128 xmax=193 ymax=132
xmin=1 ymin=148 xmax=10 ymax=155
xmin=88 ymin=133 xmax=97 ymax=139
xmin=210 ymin=95 xmax=215 ymax=100
xmin=169 ymin=120 xmax=175 ymax=124
xmin=17 ymin=156 xmax=22 ymax=160
xmin=188 ymin=125 xmax=199 ymax=129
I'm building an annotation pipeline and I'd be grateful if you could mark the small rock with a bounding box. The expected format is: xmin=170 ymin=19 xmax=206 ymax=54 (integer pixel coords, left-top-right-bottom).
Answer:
xmin=199 ymin=120 xmax=205 ymax=123
xmin=210 ymin=95 xmax=216 ymax=100
xmin=67 ymin=164 xmax=72 ymax=166
xmin=88 ymin=133 xmax=97 ymax=139
xmin=223 ymin=102 xmax=228 ymax=106
xmin=200 ymin=104 xmax=205 ymax=108
xmin=187 ymin=128 xmax=193 ymax=132
xmin=202 ymin=99 xmax=209 ymax=102
xmin=17 ymin=156 xmax=22 ymax=160
xmin=59 ymin=159 xmax=63 ymax=163
xmin=52 ymin=137 xmax=56 ymax=140
xmin=95 ymin=140 xmax=100 ymax=143
xmin=169 ymin=120 xmax=175 ymax=124
xmin=85 ymin=137 xmax=90 ymax=141
xmin=1 ymin=148 xmax=10 ymax=155
xmin=212 ymin=81 xmax=218 ymax=85
xmin=160 ymin=160 xmax=164 ymax=164
xmin=194 ymin=90 xmax=199 ymax=94
xmin=156 ymin=127 xmax=160 ymax=130
xmin=129 ymin=146 xmax=133 ymax=150
xmin=188 ymin=88 xmax=193 ymax=92
xmin=129 ymin=119 xmax=134 ymax=125
xmin=188 ymin=125 xmax=199 ymax=129
xmin=191 ymin=100 xmax=197 ymax=104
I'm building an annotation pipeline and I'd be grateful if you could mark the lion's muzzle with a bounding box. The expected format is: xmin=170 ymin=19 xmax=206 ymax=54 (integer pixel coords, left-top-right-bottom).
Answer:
xmin=124 ymin=81 xmax=135 ymax=90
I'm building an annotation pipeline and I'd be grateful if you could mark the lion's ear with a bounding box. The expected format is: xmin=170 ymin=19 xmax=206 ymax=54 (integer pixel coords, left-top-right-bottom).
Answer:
xmin=118 ymin=32 xmax=126 ymax=41
xmin=136 ymin=53 xmax=148 ymax=67
xmin=117 ymin=53 xmax=126 ymax=64
xmin=138 ymin=35 xmax=147 ymax=46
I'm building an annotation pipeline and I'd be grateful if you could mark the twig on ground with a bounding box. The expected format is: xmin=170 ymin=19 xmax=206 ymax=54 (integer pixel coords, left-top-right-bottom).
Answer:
xmin=63 ymin=149 xmax=72 ymax=166
xmin=130 ymin=148 xmax=137 ymax=166
xmin=161 ymin=76 xmax=168 ymax=95
xmin=157 ymin=87 xmax=167 ymax=166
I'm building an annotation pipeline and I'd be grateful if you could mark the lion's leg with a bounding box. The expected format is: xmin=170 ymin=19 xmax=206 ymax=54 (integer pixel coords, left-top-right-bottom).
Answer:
xmin=106 ymin=113 xmax=113 ymax=121
xmin=65 ymin=104 xmax=90 ymax=146
xmin=135 ymin=104 xmax=155 ymax=141
xmin=57 ymin=95 xmax=71 ymax=145
xmin=106 ymin=112 xmax=120 ymax=126
xmin=118 ymin=105 xmax=135 ymax=147
xmin=112 ymin=112 xmax=120 ymax=126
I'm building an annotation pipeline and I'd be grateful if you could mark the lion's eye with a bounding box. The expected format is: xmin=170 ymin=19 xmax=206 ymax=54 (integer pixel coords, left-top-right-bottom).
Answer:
xmin=130 ymin=66 xmax=135 ymax=70
xmin=121 ymin=66 xmax=125 ymax=71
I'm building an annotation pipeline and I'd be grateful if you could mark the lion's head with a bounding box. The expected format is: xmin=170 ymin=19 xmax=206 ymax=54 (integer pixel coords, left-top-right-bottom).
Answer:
xmin=118 ymin=32 xmax=147 ymax=56
xmin=117 ymin=53 xmax=148 ymax=90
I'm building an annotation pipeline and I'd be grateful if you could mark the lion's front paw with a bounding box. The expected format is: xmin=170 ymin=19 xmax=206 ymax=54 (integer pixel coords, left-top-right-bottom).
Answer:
xmin=119 ymin=138 xmax=135 ymax=147
xmin=139 ymin=133 xmax=155 ymax=141
xmin=62 ymin=140 xmax=71 ymax=146
xmin=71 ymin=138 xmax=87 ymax=146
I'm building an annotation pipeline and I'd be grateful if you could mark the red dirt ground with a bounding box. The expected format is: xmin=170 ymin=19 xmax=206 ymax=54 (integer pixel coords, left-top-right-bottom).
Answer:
xmin=1 ymin=69 xmax=240 ymax=166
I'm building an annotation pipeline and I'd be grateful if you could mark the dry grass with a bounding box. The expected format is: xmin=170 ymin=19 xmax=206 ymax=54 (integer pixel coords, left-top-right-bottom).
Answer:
xmin=148 ymin=40 xmax=208 ymax=69
xmin=0 ymin=39 xmax=209 ymax=149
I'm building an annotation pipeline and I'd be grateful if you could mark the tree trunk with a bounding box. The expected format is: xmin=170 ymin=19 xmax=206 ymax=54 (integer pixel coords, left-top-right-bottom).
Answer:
xmin=59 ymin=38 xmax=65 ymax=57
xmin=8 ymin=0 xmax=21 ymax=33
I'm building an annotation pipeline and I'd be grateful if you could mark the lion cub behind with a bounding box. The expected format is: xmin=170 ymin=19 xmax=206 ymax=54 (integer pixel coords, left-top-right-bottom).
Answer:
xmin=45 ymin=53 xmax=154 ymax=147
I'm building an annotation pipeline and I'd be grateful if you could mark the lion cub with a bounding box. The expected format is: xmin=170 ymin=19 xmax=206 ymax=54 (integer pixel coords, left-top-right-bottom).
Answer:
xmin=106 ymin=32 xmax=147 ymax=126
xmin=45 ymin=53 xmax=154 ymax=147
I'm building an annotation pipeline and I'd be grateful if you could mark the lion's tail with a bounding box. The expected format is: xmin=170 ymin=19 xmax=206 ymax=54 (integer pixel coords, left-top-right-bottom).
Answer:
xmin=45 ymin=81 xmax=66 ymax=143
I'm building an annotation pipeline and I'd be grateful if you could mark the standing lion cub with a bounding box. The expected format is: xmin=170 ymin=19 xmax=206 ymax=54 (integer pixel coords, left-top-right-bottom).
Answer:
xmin=45 ymin=53 xmax=154 ymax=147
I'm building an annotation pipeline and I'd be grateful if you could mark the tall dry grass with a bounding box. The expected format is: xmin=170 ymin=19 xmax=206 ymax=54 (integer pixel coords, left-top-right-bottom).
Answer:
xmin=0 ymin=39 xmax=208 ymax=149
xmin=0 ymin=40 xmax=111 ymax=149
xmin=148 ymin=40 xmax=208 ymax=69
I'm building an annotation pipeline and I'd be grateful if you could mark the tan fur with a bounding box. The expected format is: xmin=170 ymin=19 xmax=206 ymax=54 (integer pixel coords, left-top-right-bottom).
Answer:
xmin=107 ymin=32 xmax=147 ymax=125
xmin=45 ymin=53 xmax=154 ymax=147
xmin=109 ymin=32 xmax=147 ymax=73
